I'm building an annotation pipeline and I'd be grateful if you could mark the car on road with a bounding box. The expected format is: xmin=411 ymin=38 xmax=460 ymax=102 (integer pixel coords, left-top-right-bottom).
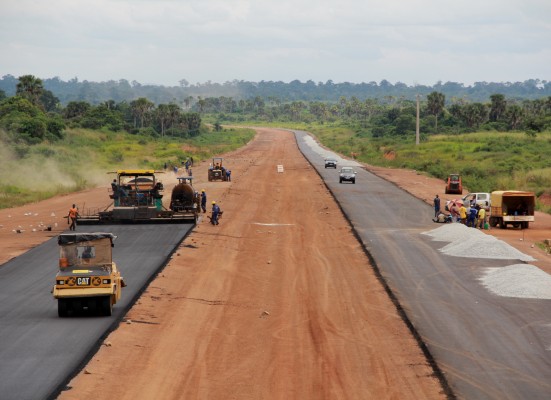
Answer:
xmin=324 ymin=158 xmax=337 ymax=168
xmin=339 ymin=167 xmax=356 ymax=184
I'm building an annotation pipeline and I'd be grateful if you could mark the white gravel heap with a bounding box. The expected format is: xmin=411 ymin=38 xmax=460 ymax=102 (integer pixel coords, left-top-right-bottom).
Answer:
xmin=480 ymin=264 xmax=551 ymax=299
xmin=423 ymin=223 xmax=535 ymax=262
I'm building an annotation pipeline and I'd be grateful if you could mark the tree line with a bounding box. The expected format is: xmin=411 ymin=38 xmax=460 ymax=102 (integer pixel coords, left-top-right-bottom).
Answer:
xmin=195 ymin=93 xmax=551 ymax=137
xmin=0 ymin=75 xmax=202 ymax=144
xmin=0 ymin=74 xmax=549 ymax=106
xmin=1 ymin=75 xmax=550 ymax=145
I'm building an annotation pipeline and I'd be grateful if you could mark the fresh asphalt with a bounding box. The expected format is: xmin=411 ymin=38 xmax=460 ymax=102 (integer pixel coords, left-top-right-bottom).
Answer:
xmin=293 ymin=130 xmax=551 ymax=400
xmin=0 ymin=223 xmax=193 ymax=400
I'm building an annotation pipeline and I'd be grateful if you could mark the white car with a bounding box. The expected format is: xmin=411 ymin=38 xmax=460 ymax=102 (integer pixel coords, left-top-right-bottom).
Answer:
xmin=462 ymin=192 xmax=491 ymax=208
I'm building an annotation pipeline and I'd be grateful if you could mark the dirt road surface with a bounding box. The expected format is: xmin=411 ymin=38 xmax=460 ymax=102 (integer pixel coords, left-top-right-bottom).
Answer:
xmin=1 ymin=127 xmax=549 ymax=399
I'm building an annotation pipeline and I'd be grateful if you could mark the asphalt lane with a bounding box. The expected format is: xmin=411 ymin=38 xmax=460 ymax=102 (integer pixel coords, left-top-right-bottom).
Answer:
xmin=293 ymin=130 xmax=551 ymax=400
xmin=0 ymin=223 xmax=193 ymax=400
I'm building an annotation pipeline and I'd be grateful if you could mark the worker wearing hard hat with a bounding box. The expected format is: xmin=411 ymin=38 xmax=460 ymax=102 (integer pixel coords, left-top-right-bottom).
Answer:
xmin=200 ymin=189 xmax=207 ymax=213
xmin=211 ymin=201 xmax=221 ymax=225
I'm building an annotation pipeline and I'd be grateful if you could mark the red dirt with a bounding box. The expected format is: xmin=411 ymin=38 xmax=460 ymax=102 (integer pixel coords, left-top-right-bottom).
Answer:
xmin=2 ymin=127 xmax=549 ymax=399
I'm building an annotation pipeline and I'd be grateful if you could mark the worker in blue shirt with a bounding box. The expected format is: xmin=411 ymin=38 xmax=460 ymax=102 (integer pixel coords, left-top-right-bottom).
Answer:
xmin=200 ymin=189 xmax=207 ymax=213
xmin=211 ymin=201 xmax=220 ymax=225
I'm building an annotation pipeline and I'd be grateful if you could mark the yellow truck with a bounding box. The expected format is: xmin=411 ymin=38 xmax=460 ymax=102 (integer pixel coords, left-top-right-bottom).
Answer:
xmin=489 ymin=191 xmax=536 ymax=229
xmin=52 ymin=233 xmax=125 ymax=317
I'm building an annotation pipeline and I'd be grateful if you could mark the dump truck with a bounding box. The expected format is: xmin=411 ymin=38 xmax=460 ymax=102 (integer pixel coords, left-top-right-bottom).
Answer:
xmin=445 ymin=174 xmax=463 ymax=194
xmin=208 ymin=157 xmax=228 ymax=181
xmin=52 ymin=232 xmax=125 ymax=317
xmin=489 ymin=190 xmax=535 ymax=229
xmin=78 ymin=169 xmax=196 ymax=224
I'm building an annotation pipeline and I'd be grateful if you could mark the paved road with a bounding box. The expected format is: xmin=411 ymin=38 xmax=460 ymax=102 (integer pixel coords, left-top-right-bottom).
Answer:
xmin=294 ymin=130 xmax=551 ymax=400
xmin=0 ymin=223 xmax=193 ymax=400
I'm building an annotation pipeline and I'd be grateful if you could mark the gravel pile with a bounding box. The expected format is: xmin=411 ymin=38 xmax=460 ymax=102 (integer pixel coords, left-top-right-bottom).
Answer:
xmin=480 ymin=264 xmax=551 ymax=299
xmin=423 ymin=223 xmax=535 ymax=262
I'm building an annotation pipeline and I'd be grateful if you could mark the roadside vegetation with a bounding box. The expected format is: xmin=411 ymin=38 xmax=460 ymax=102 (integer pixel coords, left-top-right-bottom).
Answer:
xmin=1 ymin=74 xmax=550 ymax=213
xmin=0 ymin=75 xmax=253 ymax=209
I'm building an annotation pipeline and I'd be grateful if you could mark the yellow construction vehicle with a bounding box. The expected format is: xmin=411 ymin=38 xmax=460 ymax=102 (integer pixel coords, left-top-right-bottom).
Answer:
xmin=208 ymin=157 xmax=228 ymax=181
xmin=52 ymin=233 xmax=125 ymax=317
xmin=489 ymin=190 xmax=535 ymax=229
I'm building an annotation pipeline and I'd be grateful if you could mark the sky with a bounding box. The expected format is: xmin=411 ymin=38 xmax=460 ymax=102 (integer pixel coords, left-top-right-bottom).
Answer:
xmin=1 ymin=0 xmax=550 ymax=87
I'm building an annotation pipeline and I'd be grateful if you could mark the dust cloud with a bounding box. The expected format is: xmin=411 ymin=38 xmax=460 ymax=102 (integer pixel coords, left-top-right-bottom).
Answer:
xmin=0 ymin=140 xmax=109 ymax=191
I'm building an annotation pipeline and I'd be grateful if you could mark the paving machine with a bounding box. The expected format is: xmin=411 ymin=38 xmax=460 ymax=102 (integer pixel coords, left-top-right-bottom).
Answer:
xmin=78 ymin=169 xmax=196 ymax=224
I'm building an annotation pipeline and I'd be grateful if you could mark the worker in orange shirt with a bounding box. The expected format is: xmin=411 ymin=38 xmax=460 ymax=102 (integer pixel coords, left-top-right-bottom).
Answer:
xmin=67 ymin=204 xmax=79 ymax=231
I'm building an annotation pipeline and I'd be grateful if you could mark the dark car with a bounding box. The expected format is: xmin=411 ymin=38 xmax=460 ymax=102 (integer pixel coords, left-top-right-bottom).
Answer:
xmin=339 ymin=167 xmax=356 ymax=184
xmin=324 ymin=158 xmax=337 ymax=168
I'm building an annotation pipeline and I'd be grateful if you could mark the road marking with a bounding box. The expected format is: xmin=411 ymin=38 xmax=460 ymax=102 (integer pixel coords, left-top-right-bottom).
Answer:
xmin=252 ymin=223 xmax=294 ymax=226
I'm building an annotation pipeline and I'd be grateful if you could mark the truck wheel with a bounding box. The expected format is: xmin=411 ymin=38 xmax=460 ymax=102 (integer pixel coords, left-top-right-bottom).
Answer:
xmin=489 ymin=217 xmax=497 ymax=227
xmin=58 ymin=299 xmax=69 ymax=318
xmin=500 ymin=221 xmax=507 ymax=229
xmin=339 ymin=179 xmax=342 ymax=184
xmin=522 ymin=222 xmax=529 ymax=229
xmin=101 ymin=296 xmax=113 ymax=316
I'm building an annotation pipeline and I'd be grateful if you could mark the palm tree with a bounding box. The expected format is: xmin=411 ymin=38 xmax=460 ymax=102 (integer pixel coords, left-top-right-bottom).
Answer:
xmin=427 ymin=91 xmax=445 ymax=132
xmin=489 ymin=94 xmax=506 ymax=122
xmin=155 ymin=104 xmax=171 ymax=137
xmin=130 ymin=98 xmax=154 ymax=128
xmin=16 ymin=75 xmax=44 ymax=107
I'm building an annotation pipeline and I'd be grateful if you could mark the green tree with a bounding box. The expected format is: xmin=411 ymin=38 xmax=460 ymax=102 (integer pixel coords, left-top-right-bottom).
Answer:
xmin=489 ymin=94 xmax=507 ymax=122
xmin=427 ymin=91 xmax=445 ymax=133
xmin=505 ymin=105 xmax=523 ymax=130
xmin=64 ymin=101 xmax=91 ymax=119
xmin=16 ymin=75 xmax=44 ymax=107
xmin=461 ymin=103 xmax=488 ymax=129
xmin=154 ymin=104 xmax=171 ymax=137
xmin=40 ymin=90 xmax=60 ymax=112
xmin=130 ymin=97 xmax=154 ymax=128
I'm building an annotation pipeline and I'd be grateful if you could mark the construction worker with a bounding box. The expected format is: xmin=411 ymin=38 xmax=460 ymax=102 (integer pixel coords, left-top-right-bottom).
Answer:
xmin=211 ymin=201 xmax=220 ymax=225
xmin=200 ymin=189 xmax=207 ymax=213
xmin=67 ymin=204 xmax=79 ymax=231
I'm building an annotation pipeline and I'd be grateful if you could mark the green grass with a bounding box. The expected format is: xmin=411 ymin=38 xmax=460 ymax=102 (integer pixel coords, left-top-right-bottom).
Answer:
xmin=0 ymin=126 xmax=254 ymax=209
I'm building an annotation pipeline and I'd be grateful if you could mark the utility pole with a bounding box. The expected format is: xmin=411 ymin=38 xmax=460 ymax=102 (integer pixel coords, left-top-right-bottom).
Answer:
xmin=416 ymin=94 xmax=420 ymax=146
